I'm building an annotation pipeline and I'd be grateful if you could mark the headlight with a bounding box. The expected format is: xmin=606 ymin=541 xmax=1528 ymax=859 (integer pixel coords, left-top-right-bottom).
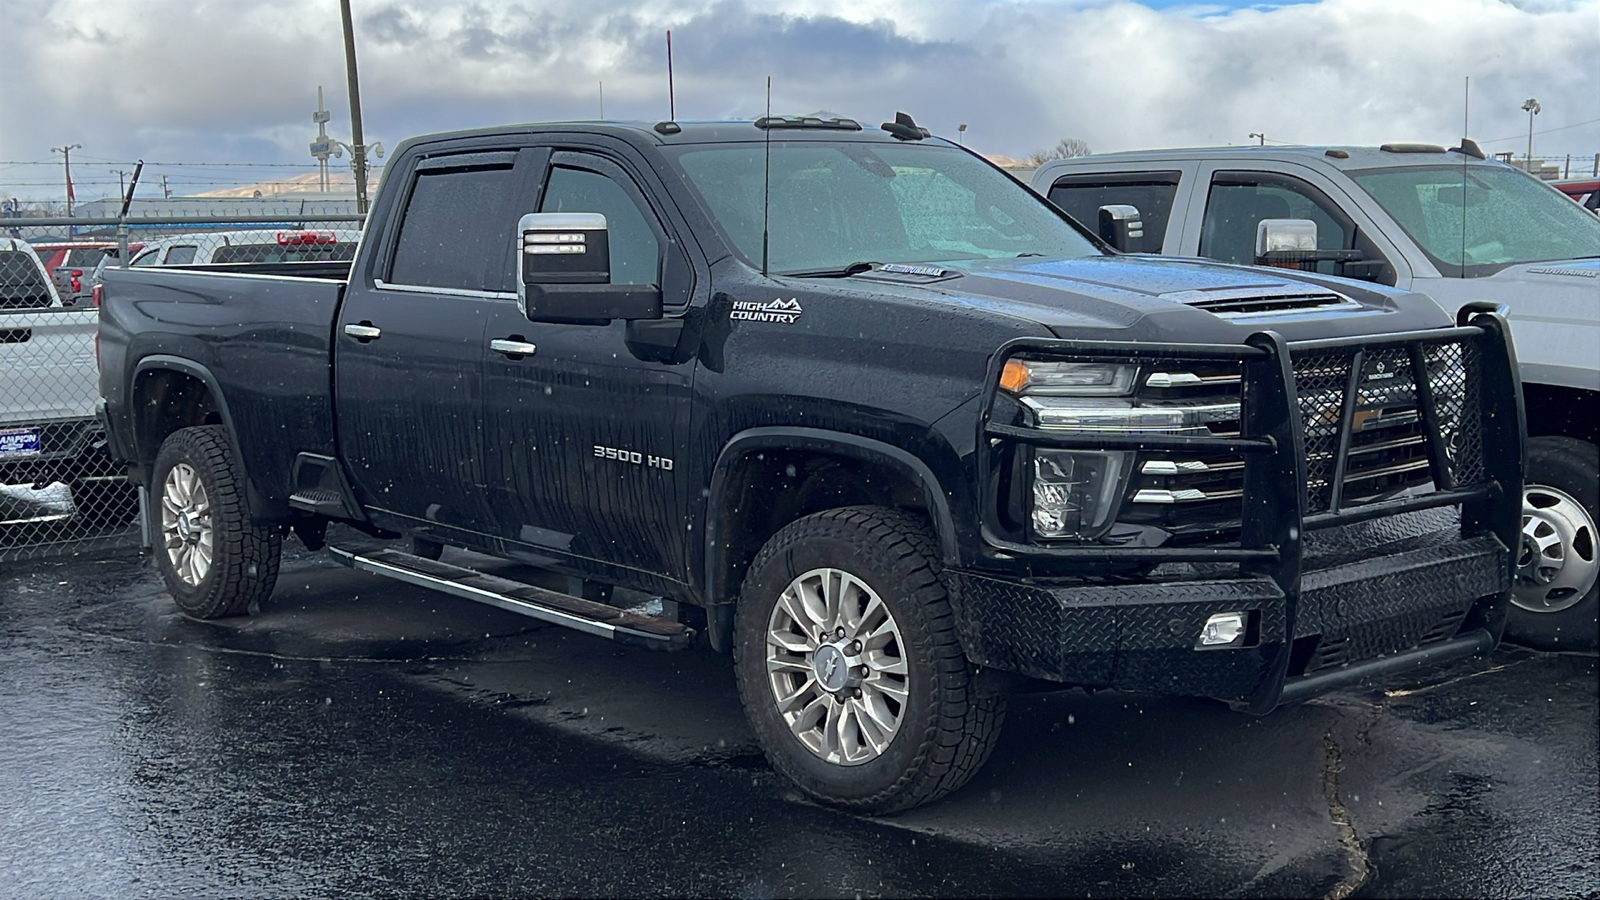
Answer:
xmin=1000 ymin=360 xmax=1137 ymax=396
xmin=1032 ymin=449 xmax=1130 ymax=539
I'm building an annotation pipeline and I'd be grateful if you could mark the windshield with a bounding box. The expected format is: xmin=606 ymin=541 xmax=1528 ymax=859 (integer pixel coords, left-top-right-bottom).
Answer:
xmin=669 ymin=141 xmax=1101 ymax=274
xmin=1349 ymin=164 xmax=1600 ymax=277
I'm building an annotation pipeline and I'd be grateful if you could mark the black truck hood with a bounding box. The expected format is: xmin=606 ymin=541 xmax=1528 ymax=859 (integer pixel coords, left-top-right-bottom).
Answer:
xmin=838 ymin=254 xmax=1452 ymax=343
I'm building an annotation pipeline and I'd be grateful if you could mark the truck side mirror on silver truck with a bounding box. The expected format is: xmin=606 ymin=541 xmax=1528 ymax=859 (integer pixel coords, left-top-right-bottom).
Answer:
xmin=516 ymin=212 xmax=662 ymax=325
xmin=1097 ymin=204 xmax=1143 ymax=252
xmin=1255 ymin=217 xmax=1319 ymax=258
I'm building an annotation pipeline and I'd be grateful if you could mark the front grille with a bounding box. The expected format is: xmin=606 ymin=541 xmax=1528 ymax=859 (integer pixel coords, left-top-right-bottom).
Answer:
xmin=1123 ymin=360 xmax=1247 ymax=534
xmin=1123 ymin=334 xmax=1486 ymax=534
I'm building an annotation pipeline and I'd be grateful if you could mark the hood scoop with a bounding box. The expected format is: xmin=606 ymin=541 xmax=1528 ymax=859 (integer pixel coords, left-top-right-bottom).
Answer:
xmin=1159 ymin=284 xmax=1362 ymax=319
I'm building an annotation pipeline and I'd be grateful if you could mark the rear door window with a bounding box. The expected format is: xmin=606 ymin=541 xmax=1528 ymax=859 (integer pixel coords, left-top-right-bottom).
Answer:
xmin=163 ymin=246 xmax=198 ymax=265
xmin=388 ymin=155 xmax=519 ymax=291
xmin=1046 ymin=172 xmax=1181 ymax=252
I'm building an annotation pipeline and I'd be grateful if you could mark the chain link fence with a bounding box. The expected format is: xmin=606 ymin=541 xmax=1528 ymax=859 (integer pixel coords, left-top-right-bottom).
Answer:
xmin=2 ymin=212 xmax=362 ymax=565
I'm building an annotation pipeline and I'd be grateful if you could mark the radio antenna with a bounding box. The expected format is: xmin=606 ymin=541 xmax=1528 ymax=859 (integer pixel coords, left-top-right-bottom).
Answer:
xmin=1461 ymin=75 xmax=1469 ymax=272
xmin=761 ymin=75 xmax=772 ymax=277
xmin=667 ymin=31 xmax=676 ymax=121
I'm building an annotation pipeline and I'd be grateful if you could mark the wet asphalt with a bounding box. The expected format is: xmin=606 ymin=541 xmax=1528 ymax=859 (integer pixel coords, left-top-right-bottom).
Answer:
xmin=1 ymin=537 xmax=1595 ymax=899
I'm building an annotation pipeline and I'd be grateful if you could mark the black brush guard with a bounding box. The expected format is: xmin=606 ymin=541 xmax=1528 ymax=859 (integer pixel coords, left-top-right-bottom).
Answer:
xmin=956 ymin=304 xmax=1523 ymax=713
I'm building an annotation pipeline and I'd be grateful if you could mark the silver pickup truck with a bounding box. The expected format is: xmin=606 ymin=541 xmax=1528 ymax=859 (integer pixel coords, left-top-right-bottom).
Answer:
xmin=1 ymin=238 xmax=134 ymax=527
xmin=1032 ymin=144 xmax=1600 ymax=651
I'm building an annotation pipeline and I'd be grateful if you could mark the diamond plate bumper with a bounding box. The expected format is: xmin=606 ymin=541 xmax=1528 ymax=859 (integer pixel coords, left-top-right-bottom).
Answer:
xmin=945 ymin=530 xmax=1510 ymax=708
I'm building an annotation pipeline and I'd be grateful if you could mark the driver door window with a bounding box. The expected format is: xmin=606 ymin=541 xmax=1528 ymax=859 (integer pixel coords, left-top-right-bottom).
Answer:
xmin=538 ymin=165 xmax=661 ymax=287
xmin=1200 ymin=173 xmax=1353 ymax=265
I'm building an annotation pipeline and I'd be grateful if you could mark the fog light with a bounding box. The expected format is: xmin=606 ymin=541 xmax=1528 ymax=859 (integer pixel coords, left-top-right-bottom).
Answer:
xmin=1198 ymin=612 xmax=1247 ymax=647
xmin=1031 ymin=450 xmax=1130 ymax=540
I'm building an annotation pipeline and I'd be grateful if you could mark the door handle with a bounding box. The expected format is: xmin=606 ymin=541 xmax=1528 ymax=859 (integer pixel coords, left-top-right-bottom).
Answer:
xmin=490 ymin=338 xmax=538 ymax=357
xmin=344 ymin=322 xmax=382 ymax=341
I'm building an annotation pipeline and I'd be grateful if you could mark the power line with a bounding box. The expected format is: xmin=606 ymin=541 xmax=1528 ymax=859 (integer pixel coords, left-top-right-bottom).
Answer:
xmin=0 ymin=159 xmax=386 ymax=169
xmin=1477 ymin=116 xmax=1600 ymax=145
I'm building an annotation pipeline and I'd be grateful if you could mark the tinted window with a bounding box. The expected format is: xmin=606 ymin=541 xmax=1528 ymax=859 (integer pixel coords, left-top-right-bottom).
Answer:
xmin=0 ymin=250 xmax=52 ymax=309
xmin=1200 ymin=173 xmax=1352 ymax=265
xmin=164 ymin=246 xmax=197 ymax=265
xmin=64 ymin=247 xmax=111 ymax=267
xmin=539 ymin=166 xmax=661 ymax=286
xmin=1047 ymin=172 xmax=1180 ymax=252
xmin=210 ymin=243 xmax=356 ymax=264
xmin=390 ymin=163 xmax=517 ymax=290
xmin=130 ymin=249 xmax=161 ymax=267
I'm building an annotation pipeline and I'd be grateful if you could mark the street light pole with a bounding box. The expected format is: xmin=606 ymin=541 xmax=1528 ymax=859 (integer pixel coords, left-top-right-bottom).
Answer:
xmin=1249 ymin=132 xmax=1266 ymax=146
xmin=1521 ymin=98 xmax=1541 ymax=173
xmin=339 ymin=0 xmax=370 ymax=214
xmin=51 ymin=143 xmax=82 ymax=216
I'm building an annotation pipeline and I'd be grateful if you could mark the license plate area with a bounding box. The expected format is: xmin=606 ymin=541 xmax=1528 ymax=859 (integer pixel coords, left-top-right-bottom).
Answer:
xmin=0 ymin=429 xmax=43 ymax=459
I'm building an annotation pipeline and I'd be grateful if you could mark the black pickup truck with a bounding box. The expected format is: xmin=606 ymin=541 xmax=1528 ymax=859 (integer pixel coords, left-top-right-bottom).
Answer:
xmin=99 ymin=115 xmax=1523 ymax=813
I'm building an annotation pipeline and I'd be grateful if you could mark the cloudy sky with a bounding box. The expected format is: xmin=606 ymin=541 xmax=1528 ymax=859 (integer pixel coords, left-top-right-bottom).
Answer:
xmin=0 ymin=0 xmax=1595 ymax=202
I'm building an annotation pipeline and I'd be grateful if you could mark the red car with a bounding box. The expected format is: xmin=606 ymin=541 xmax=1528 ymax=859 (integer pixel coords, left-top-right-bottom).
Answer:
xmin=1554 ymin=178 xmax=1600 ymax=213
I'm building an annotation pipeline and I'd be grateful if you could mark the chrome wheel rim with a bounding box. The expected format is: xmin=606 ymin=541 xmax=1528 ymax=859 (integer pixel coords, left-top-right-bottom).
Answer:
xmin=161 ymin=463 xmax=213 ymax=587
xmin=1514 ymin=483 xmax=1597 ymax=614
xmin=765 ymin=567 xmax=908 ymax=766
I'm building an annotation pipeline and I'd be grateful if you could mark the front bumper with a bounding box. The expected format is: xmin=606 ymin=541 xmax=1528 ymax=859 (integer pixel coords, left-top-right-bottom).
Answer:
xmin=947 ymin=526 xmax=1509 ymax=710
xmin=957 ymin=305 xmax=1524 ymax=713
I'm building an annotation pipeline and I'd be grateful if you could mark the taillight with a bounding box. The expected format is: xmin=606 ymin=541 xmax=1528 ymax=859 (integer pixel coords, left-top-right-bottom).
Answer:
xmin=70 ymin=269 xmax=83 ymax=292
xmin=91 ymin=284 xmax=103 ymax=308
xmin=277 ymin=231 xmax=337 ymax=246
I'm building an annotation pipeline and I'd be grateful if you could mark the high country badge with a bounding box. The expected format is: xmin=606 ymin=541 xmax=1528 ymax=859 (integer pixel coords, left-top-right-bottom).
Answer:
xmin=731 ymin=297 xmax=803 ymax=324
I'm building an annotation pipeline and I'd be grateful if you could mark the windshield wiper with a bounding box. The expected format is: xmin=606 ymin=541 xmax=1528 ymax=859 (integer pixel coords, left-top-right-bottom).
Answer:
xmin=778 ymin=261 xmax=877 ymax=278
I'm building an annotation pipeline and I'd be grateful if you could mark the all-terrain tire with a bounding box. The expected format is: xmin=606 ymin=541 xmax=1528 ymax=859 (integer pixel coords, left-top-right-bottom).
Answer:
xmin=150 ymin=425 xmax=281 ymax=619
xmin=733 ymin=506 xmax=1006 ymax=814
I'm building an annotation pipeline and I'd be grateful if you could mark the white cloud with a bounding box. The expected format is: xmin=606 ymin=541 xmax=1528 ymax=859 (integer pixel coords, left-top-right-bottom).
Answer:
xmin=1 ymin=0 xmax=1594 ymax=200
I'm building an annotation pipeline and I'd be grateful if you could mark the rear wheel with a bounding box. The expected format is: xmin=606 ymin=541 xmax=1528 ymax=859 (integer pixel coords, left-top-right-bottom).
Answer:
xmin=151 ymin=426 xmax=281 ymax=619
xmin=1507 ymin=436 xmax=1598 ymax=652
xmin=733 ymin=506 xmax=1005 ymax=813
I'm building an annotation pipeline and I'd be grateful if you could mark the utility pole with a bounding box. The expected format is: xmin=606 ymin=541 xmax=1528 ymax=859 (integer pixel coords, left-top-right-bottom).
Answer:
xmin=339 ymin=0 xmax=371 ymax=214
xmin=111 ymin=169 xmax=130 ymax=198
xmin=161 ymin=174 xmax=172 ymax=199
xmin=1521 ymin=98 xmax=1541 ymax=173
xmin=310 ymin=86 xmax=337 ymax=192
xmin=51 ymin=143 xmax=82 ymax=216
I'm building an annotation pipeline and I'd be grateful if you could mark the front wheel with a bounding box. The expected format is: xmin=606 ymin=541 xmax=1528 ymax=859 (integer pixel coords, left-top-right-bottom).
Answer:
xmin=1506 ymin=436 xmax=1598 ymax=653
xmin=150 ymin=425 xmax=281 ymax=619
xmin=733 ymin=507 xmax=1005 ymax=813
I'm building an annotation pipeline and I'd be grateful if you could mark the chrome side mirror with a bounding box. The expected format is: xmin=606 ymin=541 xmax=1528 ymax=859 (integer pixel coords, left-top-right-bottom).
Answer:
xmin=1097 ymin=204 xmax=1144 ymax=252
